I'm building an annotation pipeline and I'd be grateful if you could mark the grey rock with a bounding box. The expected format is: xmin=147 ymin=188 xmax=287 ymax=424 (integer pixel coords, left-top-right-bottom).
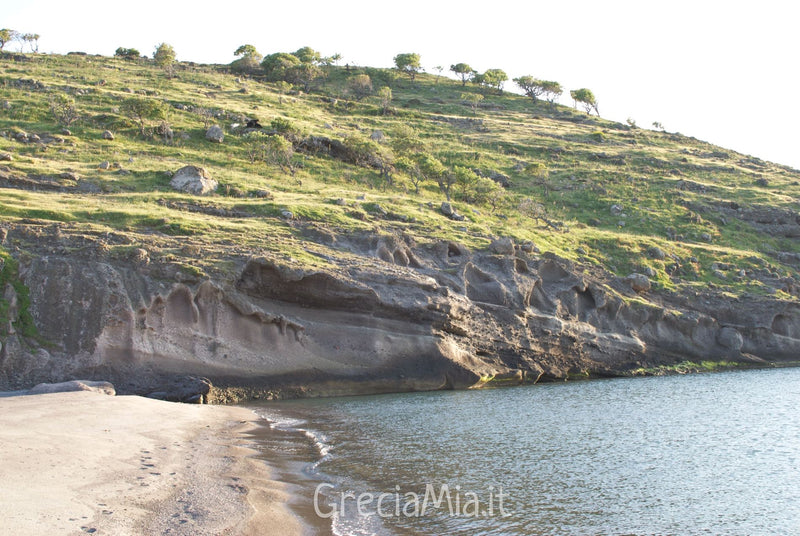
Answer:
xmin=717 ymin=327 xmax=743 ymax=351
xmin=610 ymin=204 xmax=623 ymax=215
xmin=28 ymin=380 xmax=116 ymax=396
xmin=490 ymin=237 xmax=515 ymax=256
xmin=625 ymin=273 xmax=651 ymax=292
xmin=205 ymin=125 xmax=224 ymax=143
xmin=0 ymin=152 xmax=12 ymax=161
xmin=101 ymin=130 xmax=114 ymax=140
xmin=170 ymin=165 xmax=218 ymax=195
xmin=648 ymin=246 xmax=666 ymax=260
xmin=98 ymin=161 xmax=110 ymax=170
xmin=440 ymin=202 xmax=455 ymax=217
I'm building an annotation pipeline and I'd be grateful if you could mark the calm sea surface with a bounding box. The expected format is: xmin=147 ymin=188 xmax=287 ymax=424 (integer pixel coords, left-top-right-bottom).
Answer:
xmin=249 ymin=368 xmax=800 ymax=535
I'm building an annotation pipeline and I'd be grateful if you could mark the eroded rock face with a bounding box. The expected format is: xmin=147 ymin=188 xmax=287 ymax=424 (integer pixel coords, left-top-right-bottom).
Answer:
xmin=3 ymin=230 xmax=800 ymax=401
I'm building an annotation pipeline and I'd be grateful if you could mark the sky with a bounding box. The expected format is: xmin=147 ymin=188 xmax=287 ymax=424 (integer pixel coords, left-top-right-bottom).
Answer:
xmin=5 ymin=1 xmax=799 ymax=169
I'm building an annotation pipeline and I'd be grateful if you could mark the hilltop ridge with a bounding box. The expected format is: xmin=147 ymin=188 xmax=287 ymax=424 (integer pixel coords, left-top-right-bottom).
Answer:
xmin=1 ymin=51 xmax=799 ymax=401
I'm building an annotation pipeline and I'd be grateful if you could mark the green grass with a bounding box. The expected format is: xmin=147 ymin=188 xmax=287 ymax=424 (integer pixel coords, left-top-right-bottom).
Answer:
xmin=0 ymin=51 xmax=799 ymax=302
xmin=0 ymin=247 xmax=42 ymax=341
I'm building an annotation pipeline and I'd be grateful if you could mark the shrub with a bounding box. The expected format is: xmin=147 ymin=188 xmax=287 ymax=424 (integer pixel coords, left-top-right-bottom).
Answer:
xmin=120 ymin=97 xmax=169 ymax=136
xmin=114 ymin=47 xmax=140 ymax=59
xmin=48 ymin=92 xmax=79 ymax=127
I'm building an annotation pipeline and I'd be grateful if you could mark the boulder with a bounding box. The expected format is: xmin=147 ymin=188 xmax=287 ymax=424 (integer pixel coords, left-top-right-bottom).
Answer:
xmin=717 ymin=327 xmax=743 ymax=352
xmin=490 ymin=237 xmax=515 ymax=256
xmin=101 ymin=130 xmax=114 ymax=140
xmin=170 ymin=165 xmax=218 ymax=195
xmin=28 ymin=380 xmax=116 ymax=396
xmin=0 ymin=152 xmax=12 ymax=161
xmin=441 ymin=202 xmax=465 ymax=221
xmin=625 ymin=273 xmax=651 ymax=292
xmin=205 ymin=125 xmax=224 ymax=143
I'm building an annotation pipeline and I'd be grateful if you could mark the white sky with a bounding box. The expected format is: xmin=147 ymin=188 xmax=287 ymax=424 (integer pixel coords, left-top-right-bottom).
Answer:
xmin=5 ymin=1 xmax=799 ymax=169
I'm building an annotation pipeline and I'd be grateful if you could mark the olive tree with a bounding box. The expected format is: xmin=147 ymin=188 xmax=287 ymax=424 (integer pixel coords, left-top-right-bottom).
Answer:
xmin=461 ymin=92 xmax=483 ymax=115
xmin=48 ymin=93 xmax=79 ymax=127
xmin=418 ymin=154 xmax=454 ymax=201
xmin=115 ymin=47 xmax=140 ymax=59
xmin=450 ymin=63 xmax=474 ymax=86
xmin=570 ymin=88 xmax=599 ymax=115
xmin=293 ymin=46 xmax=321 ymax=64
xmin=348 ymin=74 xmax=373 ymax=100
xmin=153 ymin=43 xmax=176 ymax=76
xmin=121 ymin=97 xmax=169 ymax=136
xmin=232 ymin=44 xmax=262 ymax=73
xmin=514 ymin=76 xmax=545 ymax=102
xmin=481 ymin=69 xmax=508 ymax=94
xmin=21 ymin=33 xmax=40 ymax=53
xmin=0 ymin=29 xmax=19 ymax=51
xmin=377 ymin=86 xmax=393 ymax=115
xmin=393 ymin=53 xmax=422 ymax=81
xmin=263 ymin=135 xmax=295 ymax=174
xmin=541 ymin=80 xmax=563 ymax=106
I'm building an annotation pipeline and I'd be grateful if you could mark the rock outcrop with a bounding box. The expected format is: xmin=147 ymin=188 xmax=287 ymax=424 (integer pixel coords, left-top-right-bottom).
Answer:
xmin=1 ymin=225 xmax=799 ymax=402
xmin=169 ymin=165 xmax=217 ymax=195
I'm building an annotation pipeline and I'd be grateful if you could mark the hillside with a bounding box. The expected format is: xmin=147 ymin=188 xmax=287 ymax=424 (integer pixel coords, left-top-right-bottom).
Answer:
xmin=1 ymin=51 xmax=799 ymax=401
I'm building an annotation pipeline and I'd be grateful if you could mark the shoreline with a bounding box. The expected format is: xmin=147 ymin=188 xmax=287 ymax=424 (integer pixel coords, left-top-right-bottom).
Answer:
xmin=0 ymin=391 xmax=309 ymax=535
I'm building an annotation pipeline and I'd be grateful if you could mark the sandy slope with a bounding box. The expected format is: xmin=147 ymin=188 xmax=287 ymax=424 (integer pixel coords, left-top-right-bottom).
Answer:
xmin=0 ymin=391 xmax=304 ymax=535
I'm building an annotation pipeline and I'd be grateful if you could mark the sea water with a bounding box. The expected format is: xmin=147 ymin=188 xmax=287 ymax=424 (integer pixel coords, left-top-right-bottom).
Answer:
xmin=249 ymin=368 xmax=800 ymax=535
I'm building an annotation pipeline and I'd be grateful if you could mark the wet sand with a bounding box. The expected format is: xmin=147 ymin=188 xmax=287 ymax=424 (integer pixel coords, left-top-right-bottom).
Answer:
xmin=0 ymin=391 xmax=307 ymax=535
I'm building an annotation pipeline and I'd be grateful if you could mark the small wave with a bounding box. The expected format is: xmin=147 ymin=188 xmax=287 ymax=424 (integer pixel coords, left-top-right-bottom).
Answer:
xmin=256 ymin=410 xmax=332 ymax=462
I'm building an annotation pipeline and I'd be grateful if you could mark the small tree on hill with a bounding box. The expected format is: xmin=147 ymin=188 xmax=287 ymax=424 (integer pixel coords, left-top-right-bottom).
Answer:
xmin=481 ymin=69 xmax=508 ymax=94
xmin=293 ymin=46 xmax=322 ymax=64
xmin=395 ymin=156 xmax=424 ymax=193
xmin=154 ymin=43 xmax=176 ymax=76
xmin=348 ymin=74 xmax=373 ymax=100
xmin=275 ymin=81 xmax=292 ymax=104
xmin=514 ymin=76 xmax=545 ymax=102
xmin=393 ymin=53 xmax=422 ymax=81
xmin=418 ymin=154 xmax=453 ymax=201
xmin=0 ymin=29 xmax=19 ymax=51
xmin=232 ymin=44 xmax=263 ymax=73
xmin=263 ymin=135 xmax=295 ymax=174
xmin=450 ymin=63 xmax=474 ymax=86
xmin=541 ymin=80 xmax=563 ymax=107
xmin=48 ymin=93 xmax=79 ymax=128
xmin=461 ymin=92 xmax=484 ymax=115
xmin=454 ymin=165 xmax=480 ymax=200
xmin=288 ymin=62 xmax=323 ymax=92
xmin=570 ymin=88 xmax=599 ymax=115
xmin=261 ymin=52 xmax=301 ymax=81
xmin=121 ymin=97 xmax=169 ymax=136
xmin=377 ymin=87 xmax=393 ymax=115
xmin=115 ymin=47 xmax=140 ymax=59
xmin=21 ymin=33 xmax=40 ymax=53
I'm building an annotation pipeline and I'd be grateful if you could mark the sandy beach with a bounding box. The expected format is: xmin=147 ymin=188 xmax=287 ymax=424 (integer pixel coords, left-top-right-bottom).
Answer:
xmin=0 ymin=391 xmax=306 ymax=535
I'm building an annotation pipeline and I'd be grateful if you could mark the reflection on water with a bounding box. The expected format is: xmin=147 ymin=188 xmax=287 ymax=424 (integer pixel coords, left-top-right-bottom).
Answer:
xmin=249 ymin=368 xmax=800 ymax=535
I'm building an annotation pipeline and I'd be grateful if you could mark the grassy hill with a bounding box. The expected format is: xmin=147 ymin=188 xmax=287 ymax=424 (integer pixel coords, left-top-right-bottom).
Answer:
xmin=1 ymin=51 xmax=799 ymax=302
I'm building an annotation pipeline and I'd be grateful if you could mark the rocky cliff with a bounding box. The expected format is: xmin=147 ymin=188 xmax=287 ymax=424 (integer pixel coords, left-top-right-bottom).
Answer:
xmin=1 ymin=222 xmax=799 ymax=402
